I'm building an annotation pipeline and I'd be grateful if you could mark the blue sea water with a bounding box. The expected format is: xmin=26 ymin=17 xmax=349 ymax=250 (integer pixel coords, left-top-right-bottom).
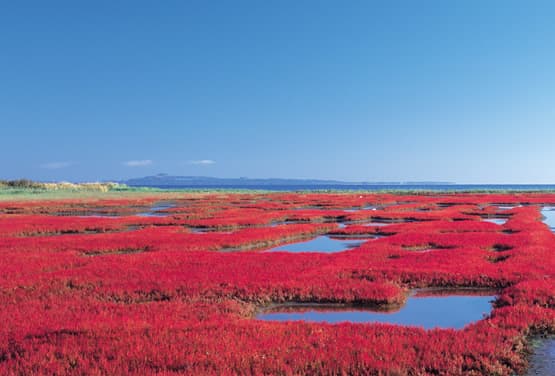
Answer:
xmin=134 ymin=184 xmax=555 ymax=191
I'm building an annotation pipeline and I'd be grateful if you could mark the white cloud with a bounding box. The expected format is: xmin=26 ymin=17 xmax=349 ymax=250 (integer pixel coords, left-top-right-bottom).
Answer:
xmin=188 ymin=159 xmax=216 ymax=165
xmin=40 ymin=161 xmax=73 ymax=169
xmin=123 ymin=160 xmax=153 ymax=167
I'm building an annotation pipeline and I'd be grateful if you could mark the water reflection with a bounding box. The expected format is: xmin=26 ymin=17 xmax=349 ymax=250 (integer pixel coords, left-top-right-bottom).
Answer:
xmin=265 ymin=235 xmax=371 ymax=253
xmin=137 ymin=203 xmax=176 ymax=217
xmin=483 ymin=218 xmax=508 ymax=225
xmin=257 ymin=290 xmax=495 ymax=329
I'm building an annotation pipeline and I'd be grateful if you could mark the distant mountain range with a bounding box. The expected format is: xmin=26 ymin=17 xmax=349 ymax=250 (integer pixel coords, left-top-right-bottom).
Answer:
xmin=124 ymin=174 xmax=453 ymax=187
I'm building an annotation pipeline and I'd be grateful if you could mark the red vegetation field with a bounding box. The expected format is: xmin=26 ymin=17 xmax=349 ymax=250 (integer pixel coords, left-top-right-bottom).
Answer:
xmin=0 ymin=192 xmax=554 ymax=375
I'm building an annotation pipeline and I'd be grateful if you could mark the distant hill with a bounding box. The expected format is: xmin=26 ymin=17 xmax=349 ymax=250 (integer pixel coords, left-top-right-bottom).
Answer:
xmin=124 ymin=174 xmax=453 ymax=187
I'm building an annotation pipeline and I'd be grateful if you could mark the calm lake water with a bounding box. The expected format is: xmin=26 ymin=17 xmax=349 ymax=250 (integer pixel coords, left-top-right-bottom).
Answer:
xmin=257 ymin=292 xmax=495 ymax=329
xmin=265 ymin=235 xmax=371 ymax=253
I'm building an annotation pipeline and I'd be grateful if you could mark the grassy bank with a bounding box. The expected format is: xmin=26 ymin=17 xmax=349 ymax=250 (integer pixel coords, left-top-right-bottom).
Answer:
xmin=0 ymin=180 xmax=161 ymax=200
xmin=0 ymin=180 xmax=277 ymax=200
xmin=2 ymin=179 xmax=555 ymax=201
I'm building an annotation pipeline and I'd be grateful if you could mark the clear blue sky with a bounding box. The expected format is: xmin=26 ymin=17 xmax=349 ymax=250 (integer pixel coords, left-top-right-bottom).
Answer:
xmin=2 ymin=1 xmax=555 ymax=183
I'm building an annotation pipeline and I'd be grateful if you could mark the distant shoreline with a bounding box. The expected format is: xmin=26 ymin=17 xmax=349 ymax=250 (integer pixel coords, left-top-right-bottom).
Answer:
xmin=3 ymin=180 xmax=555 ymax=200
xmin=128 ymin=183 xmax=555 ymax=193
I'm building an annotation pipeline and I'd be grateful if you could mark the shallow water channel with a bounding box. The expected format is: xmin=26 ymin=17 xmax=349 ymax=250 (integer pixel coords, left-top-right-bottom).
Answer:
xmin=497 ymin=205 xmax=518 ymax=210
xmin=344 ymin=205 xmax=378 ymax=212
xmin=527 ymin=337 xmax=555 ymax=375
xmin=137 ymin=203 xmax=176 ymax=217
xmin=257 ymin=290 xmax=495 ymax=329
xmin=483 ymin=218 xmax=509 ymax=225
xmin=529 ymin=214 xmax=555 ymax=376
xmin=265 ymin=235 xmax=371 ymax=253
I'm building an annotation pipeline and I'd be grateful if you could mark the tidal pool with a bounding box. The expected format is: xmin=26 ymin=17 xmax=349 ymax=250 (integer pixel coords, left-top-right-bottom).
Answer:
xmin=497 ymin=205 xmax=517 ymax=210
xmin=257 ymin=290 xmax=495 ymax=329
xmin=483 ymin=218 xmax=508 ymax=225
xmin=344 ymin=206 xmax=378 ymax=212
xmin=189 ymin=227 xmax=210 ymax=233
xmin=363 ymin=222 xmax=392 ymax=227
xmin=265 ymin=235 xmax=371 ymax=253
xmin=337 ymin=221 xmax=390 ymax=227
xmin=541 ymin=206 xmax=555 ymax=232
xmin=137 ymin=203 xmax=176 ymax=217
